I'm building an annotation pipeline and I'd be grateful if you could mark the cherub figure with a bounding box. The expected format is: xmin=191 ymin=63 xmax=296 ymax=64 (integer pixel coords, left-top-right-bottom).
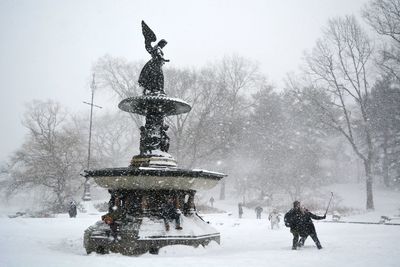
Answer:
xmin=138 ymin=21 xmax=170 ymax=95
xmin=160 ymin=124 xmax=170 ymax=152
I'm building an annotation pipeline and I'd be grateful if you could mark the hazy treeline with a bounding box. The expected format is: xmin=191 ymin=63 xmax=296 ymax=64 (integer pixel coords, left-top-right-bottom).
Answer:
xmin=2 ymin=0 xmax=400 ymax=211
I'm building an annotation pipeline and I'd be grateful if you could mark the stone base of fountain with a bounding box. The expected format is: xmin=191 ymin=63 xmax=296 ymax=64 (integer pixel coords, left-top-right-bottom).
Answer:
xmin=84 ymin=213 xmax=220 ymax=255
xmin=81 ymin=183 xmax=224 ymax=255
xmin=130 ymin=150 xmax=177 ymax=168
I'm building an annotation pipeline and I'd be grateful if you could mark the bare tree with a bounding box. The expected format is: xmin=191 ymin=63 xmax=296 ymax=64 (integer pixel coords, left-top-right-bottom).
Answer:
xmin=363 ymin=0 xmax=400 ymax=80
xmin=92 ymin=54 xmax=263 ymax=169
xmin=246 ymin=85 xmax=330 ymax=201
xmin=183 ymin=55 xmax=261 ymax=168
xmin=90 ymin=112 xmax=137 ymax=167
xmin=7 ymin=100 xmax=86 ymax=211
xmin=93 ymin=55 xmax=144 ymax=128
xmin=296 ymin=15 xmax=376 ymax=210
xmin=163 ymin=67 xmax=200 ymax=162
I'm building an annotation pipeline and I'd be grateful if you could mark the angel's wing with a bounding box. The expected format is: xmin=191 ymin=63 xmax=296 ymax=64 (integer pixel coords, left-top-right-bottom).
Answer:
xmin=142 ymin=21 xmax=157 ymax=54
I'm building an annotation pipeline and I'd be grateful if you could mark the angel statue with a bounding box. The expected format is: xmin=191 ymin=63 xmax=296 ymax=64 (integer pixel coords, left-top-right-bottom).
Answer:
xmin=138 ymin=21 xmax=170 ymax=95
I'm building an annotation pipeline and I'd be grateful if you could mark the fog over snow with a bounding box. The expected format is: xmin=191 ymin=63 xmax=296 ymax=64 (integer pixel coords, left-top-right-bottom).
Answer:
xmin=0 ymin=0 xmax=369 ymax=162
xmin=1 ymin=185 xmax=400 ymax=267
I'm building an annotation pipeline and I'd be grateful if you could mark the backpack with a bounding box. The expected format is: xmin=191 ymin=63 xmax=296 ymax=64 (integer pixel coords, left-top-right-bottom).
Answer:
xmin=284 ymin=210 xmax=293 ymax=228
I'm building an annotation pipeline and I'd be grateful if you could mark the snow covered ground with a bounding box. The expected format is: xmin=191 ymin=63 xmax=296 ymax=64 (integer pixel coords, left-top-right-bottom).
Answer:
xmin=0 ymin=211 xmax=399 ymax=267
xmin=0 ymin=214 xmax=400 ymax=267
xmin=1 ymin=184 xmax=399 ymax=267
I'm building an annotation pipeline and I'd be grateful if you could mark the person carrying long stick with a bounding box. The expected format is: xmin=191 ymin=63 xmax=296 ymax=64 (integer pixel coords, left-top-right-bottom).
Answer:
xmin=284 ymin=200 xmax=326 ymax=250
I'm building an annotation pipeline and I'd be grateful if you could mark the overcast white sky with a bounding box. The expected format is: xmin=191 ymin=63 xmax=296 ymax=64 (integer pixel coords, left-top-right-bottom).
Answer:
xmin=0 ymin=0 xmax=370 ymax=162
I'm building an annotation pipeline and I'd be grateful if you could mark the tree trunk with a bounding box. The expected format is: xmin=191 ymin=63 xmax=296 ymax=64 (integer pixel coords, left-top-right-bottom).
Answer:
xmin=364 ymin=123 xmax=374 ymax=210
xmin=382 ymin=130 xmax=390 ymax=187
xmin=364 ymin=160 xmax=374 ymax=210
xmin=56 ymin=192 xmax=64 ymax=212
xmin=219 ymin=179 xmax=225 ymax=200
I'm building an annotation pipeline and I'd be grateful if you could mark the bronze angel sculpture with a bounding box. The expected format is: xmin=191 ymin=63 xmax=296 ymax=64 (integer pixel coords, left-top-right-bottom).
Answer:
xmin=138 ymin=21 xmax=170 ymax=95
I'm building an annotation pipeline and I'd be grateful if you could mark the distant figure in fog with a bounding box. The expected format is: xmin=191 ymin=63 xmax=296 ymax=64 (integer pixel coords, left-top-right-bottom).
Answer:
xmin=209 ymin=196 xmax=215 ymax=208
xmin=68 ymin=201 xmax=77 ymax=218
xmin=268 ymin=209 xmax=280 ymax=229
xmin=255 ymin=206 xmax=263 ymax=219
xmin=238 ymin=202 xmax=243 ymax=219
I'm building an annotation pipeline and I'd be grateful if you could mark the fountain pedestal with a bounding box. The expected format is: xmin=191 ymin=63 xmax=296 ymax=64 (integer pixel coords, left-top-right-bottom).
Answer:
xmin=82 ymin=21 xmax=226 ymax=255
xmin=82 ymin=96 xmax=226 ymax=255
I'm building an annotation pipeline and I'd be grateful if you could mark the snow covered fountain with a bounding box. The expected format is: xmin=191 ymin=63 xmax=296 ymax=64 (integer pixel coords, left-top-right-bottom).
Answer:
xmin=81 ymin=21 xmax=226 ymax=255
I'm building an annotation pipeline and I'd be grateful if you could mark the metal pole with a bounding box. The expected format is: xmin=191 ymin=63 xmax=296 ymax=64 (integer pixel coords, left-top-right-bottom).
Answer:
xmin=324 ymin=192 xmax=334 ymax=216
xmin=87 ymin=79 xmax=95 ymax=169
xmin=82 ymin=74 xmax=97 ymax=201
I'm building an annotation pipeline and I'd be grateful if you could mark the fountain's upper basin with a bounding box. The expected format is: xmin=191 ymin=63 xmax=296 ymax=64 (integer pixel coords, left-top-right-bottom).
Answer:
xmin=82 ymin=167 xmax=225 ymax=190
xmin=118 ymin=95 xmax=191 ymax=116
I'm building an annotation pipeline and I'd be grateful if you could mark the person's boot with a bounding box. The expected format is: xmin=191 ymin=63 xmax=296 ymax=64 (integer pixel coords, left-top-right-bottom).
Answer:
xmin=311 ymin=234 xmax=322 ymax=249
xmin=292 ymin=239 xmax=298 ymax=250
xmin=175 ymin=224 xmax=183 ymax=230
xmin=314 ymin=239 xmax=322 ymax=249
xmin=298 ymin=238 xmax=305 ymax=247
xmin=165 ymin=223 xmax=170 ymax=231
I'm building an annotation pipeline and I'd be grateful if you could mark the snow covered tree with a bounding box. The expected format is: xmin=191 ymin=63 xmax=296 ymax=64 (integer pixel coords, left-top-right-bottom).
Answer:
xmin=280 ymin=91 xmax=330 ymax=200
xmin=243 ymin=85 xmax=286 ymax=198
xmin=245 ymin=85 xmax=331 ymax=201
xmin=363 ymin=0 xmax=400 ymax=188
xmin=363 ymin=0 xmax=400 ymax=81
xmin=182 ymin=55 xmax=260 ymax=168
xmin=6 ymin=100 xmax=86 ymax=212
xmin=369 ymin=76 xmax=400 ymax=187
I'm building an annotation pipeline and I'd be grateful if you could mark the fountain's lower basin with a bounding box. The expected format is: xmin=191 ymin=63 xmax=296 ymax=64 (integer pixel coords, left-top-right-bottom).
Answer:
xmin=84 ymin=214 xmax=220 ymax=255
xmin=82 ymin=167 xmax=225 ymax=190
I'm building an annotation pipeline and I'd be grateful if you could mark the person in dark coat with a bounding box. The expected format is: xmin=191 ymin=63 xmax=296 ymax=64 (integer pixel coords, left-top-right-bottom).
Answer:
xmin=68 ymin=201 xmax=77 ymax=218
xmin=161 ymin=197 xmax=182 ymax=231
xmin=238 ymin=202 xmax=243 ymax=219
xmin=255 ymin=206 xmax=263 ymax=219
xmin=297 ymin=208 xmax=325 ymax=249
xmin=102 ymin=195 xmax=125 ymax=240
xmin=209 ymin=196 xmax=215 ymax=208
xmin=284 ymin=201 xmax=325 ymax=250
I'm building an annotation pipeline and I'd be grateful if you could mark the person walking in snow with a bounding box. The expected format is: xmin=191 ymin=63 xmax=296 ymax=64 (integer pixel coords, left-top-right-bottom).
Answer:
xmin=68 ymin=201 xmax=77 ymax=218
xmin=268 ymin=209 xmax=280 ymax=229
xmin=284 ymin=201 xmax=325 ymax=250
xmin=255 ymin=206 xmax=263 ymax=219
xmin=238 ymin=202 xmax=243 ymax=219
xmin=209 ymin=196 xmax=215 ymax=208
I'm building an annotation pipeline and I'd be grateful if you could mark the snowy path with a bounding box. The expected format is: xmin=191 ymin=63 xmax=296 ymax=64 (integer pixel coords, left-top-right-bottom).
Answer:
xmin=1 ymin=213 xmax=399 ymax=267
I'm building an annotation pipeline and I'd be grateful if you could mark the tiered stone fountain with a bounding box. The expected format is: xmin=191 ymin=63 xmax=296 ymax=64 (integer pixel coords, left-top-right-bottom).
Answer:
xmin=82 ymin=21 xmax=226 ymax=255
